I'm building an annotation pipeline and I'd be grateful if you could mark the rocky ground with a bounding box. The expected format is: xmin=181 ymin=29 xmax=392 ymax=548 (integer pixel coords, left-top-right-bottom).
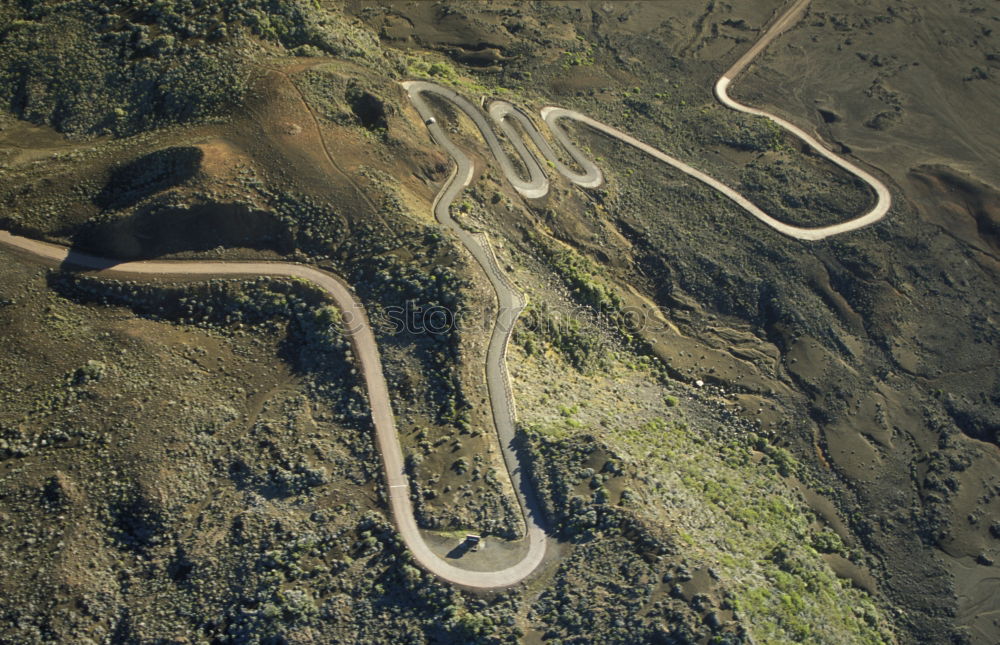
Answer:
xmin=1 ymin=0 xmax=998 ymax=643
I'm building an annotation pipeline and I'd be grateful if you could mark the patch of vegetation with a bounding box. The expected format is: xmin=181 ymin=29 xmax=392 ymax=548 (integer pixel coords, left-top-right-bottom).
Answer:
xmin=641 ymin=417 xmax=887 ymax=643
xmin=94 ymin=146 xmax=204 ymax=210
xmin=512 ymin=323 xmax=892 ymax=645
xmin=352 ymin=238 xmax=472 ymax=427
xmin=528 ymin=233 xmax=623 ymax=316
xmin=0 ymin=0 xmax=382 ymax=136
xmin=522 ymin=432 xmax=744 ymax=643
xmin=548 ymin=410 xmax=889 ymax=643
xmin=530 ymin=537 xmax=734 ymax=644
xmin=50 ymin=274 xmax=370 ymax=423
xmin=514 ymin=302 xmax=609 ymax=372
xmin=739 ymin=157 xmax=873 ymax=227
xmin=561 ymin=36 xmax=595 ymax=69
xmin=525 ymin=233 xmax=655 ymax=362
xmin=403 ymin=52 xmax=491 ymax=94
xmin=700 ymin=110 xmax=786 ymax=153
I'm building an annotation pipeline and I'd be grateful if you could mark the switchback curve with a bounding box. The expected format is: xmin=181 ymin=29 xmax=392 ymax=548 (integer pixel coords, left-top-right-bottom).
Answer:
xmin=408 ymin=3 xmax=890 ymax=242
xmin=0 ymin=231 xmax=544 ymax=589
xmin=396 ymin=0 xmax=891 ymax=588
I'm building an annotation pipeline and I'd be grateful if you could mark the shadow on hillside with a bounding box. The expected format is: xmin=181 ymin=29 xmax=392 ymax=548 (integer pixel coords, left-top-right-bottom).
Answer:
xmin=66 ymin=202 xmax=293 ymax=267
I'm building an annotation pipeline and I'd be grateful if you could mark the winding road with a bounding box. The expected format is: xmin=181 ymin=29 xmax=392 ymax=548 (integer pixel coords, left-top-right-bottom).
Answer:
xmin=0 ymin=0 xmax=891 ymax=590
xmin=713 ymin=0 xmax=891 ymax=240
xmin=0 ymin=230 xmax=545 ymax=589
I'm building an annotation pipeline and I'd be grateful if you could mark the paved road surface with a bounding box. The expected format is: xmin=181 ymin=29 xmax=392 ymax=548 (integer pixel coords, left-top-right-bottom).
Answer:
xmin=407 ymin=3 xmax=890 ymax=245
xmin=397 ymin=0 xmax=891 ymax=586
xmin=0 ymin=231 xmax=543 ymax=589
xmin=714 ymin=0 xmax=892 ymax=239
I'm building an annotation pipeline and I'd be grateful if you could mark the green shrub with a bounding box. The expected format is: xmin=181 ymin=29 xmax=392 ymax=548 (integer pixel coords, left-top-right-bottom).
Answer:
xmin=0 ymin=0 xmax=382 ymax=136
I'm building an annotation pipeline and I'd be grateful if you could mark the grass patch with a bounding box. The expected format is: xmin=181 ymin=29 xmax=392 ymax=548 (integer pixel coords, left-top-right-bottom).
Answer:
xmin=514 ymin=346 xmax=894 ymax=645
xmin=402 ymin=52 xmax=491 ymax=94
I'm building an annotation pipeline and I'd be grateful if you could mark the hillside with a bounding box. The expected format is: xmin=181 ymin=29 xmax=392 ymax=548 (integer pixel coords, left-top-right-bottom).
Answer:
xmin=1 ymin=1 xmax=998 ymax=643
